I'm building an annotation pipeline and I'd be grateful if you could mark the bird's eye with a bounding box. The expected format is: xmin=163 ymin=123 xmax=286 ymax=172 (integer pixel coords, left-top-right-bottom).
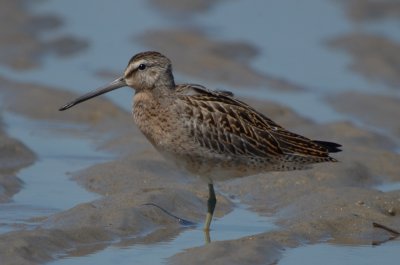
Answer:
xmin=138 ymin=64 xmax=146 ymax=70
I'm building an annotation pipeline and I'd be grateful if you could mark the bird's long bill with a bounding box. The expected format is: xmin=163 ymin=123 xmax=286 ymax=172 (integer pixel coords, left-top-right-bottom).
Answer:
xmin=59 ymin=77 xmax=127 ymax=111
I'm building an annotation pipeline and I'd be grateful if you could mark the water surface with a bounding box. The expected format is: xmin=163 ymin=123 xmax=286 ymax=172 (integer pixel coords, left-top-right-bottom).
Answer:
xmin=0 ymin=113 xmax=109 ymax=233
xmin=49 ymin=203 xmax=276 ymax=265
xmin=279 ymin=241 xmax=400 ymax=265
xmin=0 ymin=0 xmax=399 ymax=264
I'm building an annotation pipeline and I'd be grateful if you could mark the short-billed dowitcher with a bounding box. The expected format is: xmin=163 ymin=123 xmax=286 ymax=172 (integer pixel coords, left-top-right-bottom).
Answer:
xmin=59 ymin=51 xmax=341 ymax=231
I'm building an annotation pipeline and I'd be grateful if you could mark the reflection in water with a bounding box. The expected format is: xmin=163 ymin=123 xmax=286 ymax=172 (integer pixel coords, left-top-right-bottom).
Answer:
xmin=49 ymin=203 xmax=276 ymax=265
xmin=1 ymin=0 xmax=399 ymax=264
xmin=141 ymin=203 xmax=197 ymax=227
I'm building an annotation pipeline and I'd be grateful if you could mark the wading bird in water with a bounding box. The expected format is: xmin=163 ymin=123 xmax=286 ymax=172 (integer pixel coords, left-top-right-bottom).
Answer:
xmin=59 ymin=51 xmax=341 ymax=232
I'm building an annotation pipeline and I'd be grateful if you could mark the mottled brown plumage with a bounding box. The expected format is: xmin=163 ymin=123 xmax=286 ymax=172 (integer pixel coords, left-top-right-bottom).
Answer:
xmin=59 ymin=51 xmax=341 ymax=231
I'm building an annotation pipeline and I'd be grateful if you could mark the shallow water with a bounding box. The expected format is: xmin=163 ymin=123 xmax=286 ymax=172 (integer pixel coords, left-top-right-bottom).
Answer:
xmin=2 ymin=0 xmax=157 ymax=105
xmin=196 ymin=0 xmax=369 ymax=91
xmin=194 ymin=0 xmax=399 ymax=124
xmin=49 ymin=202 xmax=276 ymax=265
xmin=0 ymin=113 xmax=109 ymax=233
xmin=375 ymin=181 xmax=400 ymax=193
xmin=279 ymin=240 xmax=400 ymax=265
xmin=1 ymin=0 xmax=399 ymax=264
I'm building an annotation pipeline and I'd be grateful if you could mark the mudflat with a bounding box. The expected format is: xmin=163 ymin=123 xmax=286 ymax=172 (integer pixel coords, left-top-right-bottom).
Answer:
xmin=1 ymin=0 xmax=399 ymax=264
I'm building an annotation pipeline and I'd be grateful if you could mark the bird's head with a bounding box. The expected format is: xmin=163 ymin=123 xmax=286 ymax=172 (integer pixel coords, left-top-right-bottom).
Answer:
xmin=59 ymin=51 xmax=174 ymax=111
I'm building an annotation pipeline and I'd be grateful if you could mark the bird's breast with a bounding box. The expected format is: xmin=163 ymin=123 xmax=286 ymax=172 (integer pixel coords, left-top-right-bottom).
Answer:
xmin=132 ymin=92 xmax=184 ymax=150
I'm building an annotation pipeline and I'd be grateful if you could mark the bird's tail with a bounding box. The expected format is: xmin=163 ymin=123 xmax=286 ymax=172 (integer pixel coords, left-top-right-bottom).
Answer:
xmin=312 ymin=141 xmax=342 ymax=153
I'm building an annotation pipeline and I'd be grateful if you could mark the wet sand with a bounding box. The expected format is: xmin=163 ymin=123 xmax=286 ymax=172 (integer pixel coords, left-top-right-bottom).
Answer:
xmin=0 ymin=120 xmax=35 ymax=203
xmin=329 ymin=33 xmax=400 ymax=88
xmin=0 ymin=0 xmax=87 ymax=70
xmin=1 ymin=0 xmax=400 ymax=264
xmin=339 ymin=0 xmax=400 ymax=22
xmin=1 ymin=75 xmax=399 ymax=264
xmin=139 ymin=29 xmax=305 ymax=91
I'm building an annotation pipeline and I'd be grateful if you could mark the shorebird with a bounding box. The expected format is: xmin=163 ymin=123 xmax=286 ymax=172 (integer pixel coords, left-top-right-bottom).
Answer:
xmin=59 ymin=51 xmax=341 ymax=231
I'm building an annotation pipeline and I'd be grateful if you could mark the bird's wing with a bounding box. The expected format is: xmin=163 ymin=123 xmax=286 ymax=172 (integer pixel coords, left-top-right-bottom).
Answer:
xmin=176 ymin=84 xmax=332 ymax=158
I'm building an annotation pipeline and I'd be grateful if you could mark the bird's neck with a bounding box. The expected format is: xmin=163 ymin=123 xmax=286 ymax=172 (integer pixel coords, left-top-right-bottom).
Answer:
xmin=132 ymin=90 xmax=174 ymax=146
xmin=153 ymin=69 xmax=175 ymax=91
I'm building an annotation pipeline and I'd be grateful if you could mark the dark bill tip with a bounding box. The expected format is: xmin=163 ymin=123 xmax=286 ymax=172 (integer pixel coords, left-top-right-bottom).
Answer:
xmin=59 ymin=102 xmax=75 ymax=111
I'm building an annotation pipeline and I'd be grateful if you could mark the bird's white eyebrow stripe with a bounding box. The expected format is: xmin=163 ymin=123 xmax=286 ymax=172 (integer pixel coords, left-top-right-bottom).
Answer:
xmin=125 ymin=60 xmax=155 ymax=77
xmin=125 ymin=67 xmax=137 ymax=77
xmin=125 ymin=61 xmax=142 ymax=76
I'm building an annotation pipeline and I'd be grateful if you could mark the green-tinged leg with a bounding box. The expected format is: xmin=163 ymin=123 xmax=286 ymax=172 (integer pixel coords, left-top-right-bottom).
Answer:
xmin=204 ymin=229 xmax=211 ymax=244
xmin=204 ymin=183 xmax=216 ymax=231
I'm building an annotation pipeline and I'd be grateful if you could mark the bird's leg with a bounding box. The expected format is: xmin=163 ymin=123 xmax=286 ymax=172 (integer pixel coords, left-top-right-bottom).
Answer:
xmin=204 ymin=229 xmax=211 ymax=244
xmin=204 ymin=183 xmax=217 ymax=231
